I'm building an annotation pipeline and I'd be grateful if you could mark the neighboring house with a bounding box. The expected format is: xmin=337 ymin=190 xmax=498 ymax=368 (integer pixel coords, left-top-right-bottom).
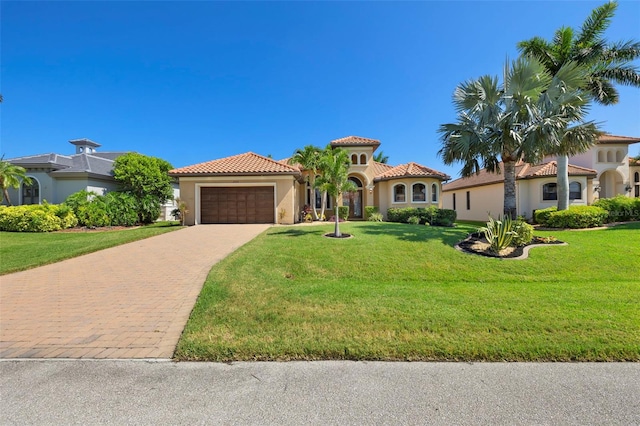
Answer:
xmin=169 ymin=136 xmax=450 ymax=225
xmin=442 ymin=134 xmax=640 ymax=221
xmin=4 ymin=138 xmax=179 ymax=217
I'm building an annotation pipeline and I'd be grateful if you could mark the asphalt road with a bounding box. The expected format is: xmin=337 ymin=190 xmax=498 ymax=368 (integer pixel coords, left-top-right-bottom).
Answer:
xmin=1 ymin=360 xmax=638 ymax=425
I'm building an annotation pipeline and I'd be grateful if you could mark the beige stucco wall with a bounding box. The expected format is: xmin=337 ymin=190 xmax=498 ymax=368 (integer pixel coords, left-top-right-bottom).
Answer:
xmin=177 ymin=175 xmax=299 ymax=225
xmin=376 ymin=178 xmax=443 ymax=220
xmin=631 ymin=165 xmax=640 ymax=198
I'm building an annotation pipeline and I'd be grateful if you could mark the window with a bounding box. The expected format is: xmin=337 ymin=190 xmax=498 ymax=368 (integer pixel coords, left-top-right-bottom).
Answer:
xmin=453 ymin=193 xmax=456 ymax=210
xmin=393 ymin=184 xmax=406 ymax=203
xmin=606 ymin=151 xmax=614 ymax=162
xmin=22 ymin=178 xmax=39 ymax=205
xmin=360 ymin=154 xmax=367 ymax=165
xmin=543 ymin=183 xmax=557 ymax=200
xmin=597 ymin=151 xmax=605 ymax=162
xmin=569 ymin=182 xmax=582 ymax=200
xmin=466 ymin=191 xmax=470 ymax=210
xmin=431 ymin=183 xmax=438 ymax=203
xmin=616 ymin=150 xmax=624 ymax=162
xmin=412 ymin=183 xmax=426 ymax=202
xmin=351 ymin=154 xmax=358 ymax=165
xmin=634 ymin=172 xmax=639 ymax=183
xmin=315 ymin=189 xmax=331 ymax=210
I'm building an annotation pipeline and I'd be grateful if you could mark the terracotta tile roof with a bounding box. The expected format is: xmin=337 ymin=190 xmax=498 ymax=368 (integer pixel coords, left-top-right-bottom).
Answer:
xmin=374 ymin=162 xmax=450 ymax=182
xmin=169 ymin=152 xmax=302 ymax=176
xmin=370 ymin=161 xmax=394 ymax=176
xmin=597 ymin=134 xmax=640 ymax=145
xmin=330 ymin=135 xmax=381 ymax=147
xmin=443 ymin=161 xmax=597 ymax=191
xmin=629 ymin=157 xmax=640 ymax=166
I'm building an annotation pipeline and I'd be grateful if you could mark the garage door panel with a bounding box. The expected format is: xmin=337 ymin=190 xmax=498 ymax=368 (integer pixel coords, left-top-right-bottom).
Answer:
xmin=200 ymin=187 xmax=274 ymax=224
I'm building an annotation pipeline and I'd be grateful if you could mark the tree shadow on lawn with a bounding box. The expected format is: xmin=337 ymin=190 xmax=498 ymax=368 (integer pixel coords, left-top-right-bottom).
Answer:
xmin=355 ymin=223 xmax=468 ymax=246
xmin=267 ymin=227 xmax=327 ymax=237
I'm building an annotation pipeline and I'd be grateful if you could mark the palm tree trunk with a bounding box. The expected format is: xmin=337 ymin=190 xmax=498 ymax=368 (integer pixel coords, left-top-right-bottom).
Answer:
xmin=3 ymin=188 xmax=12 ymax=206
xmin=556 ymin=155 xmax=570 ymax=211
xmin=334 ymin=204 xmax=341 ymax=237
xmin=320 ymin=191 xmax=327 ymax=220
xmin=503 ymin=160 xmax=517 ymax=219
xmin=309 ymin=177 xmax=319 ymax=221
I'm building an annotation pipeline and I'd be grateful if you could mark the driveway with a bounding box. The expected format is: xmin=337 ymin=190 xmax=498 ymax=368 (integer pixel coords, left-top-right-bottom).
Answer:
xmin=0 ymin=224 xmax=270 ymax=359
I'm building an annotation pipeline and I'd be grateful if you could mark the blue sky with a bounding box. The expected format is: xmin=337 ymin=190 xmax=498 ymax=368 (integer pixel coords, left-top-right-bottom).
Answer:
xmin=2 ymin=1 xmax=639 ymax=178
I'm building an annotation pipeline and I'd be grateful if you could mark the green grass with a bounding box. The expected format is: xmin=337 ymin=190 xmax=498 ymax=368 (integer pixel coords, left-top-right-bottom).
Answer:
xmin=176 ymin=221 xmax=640 ymax=362
xmin=0 ymin=221 xmax=183 ymax=275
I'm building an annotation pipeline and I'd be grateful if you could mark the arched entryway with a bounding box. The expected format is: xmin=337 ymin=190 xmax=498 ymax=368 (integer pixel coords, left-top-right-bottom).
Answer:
xmin=598 ymin=170 xmax=624 ymax=199
xmin=343 ymin=176 xmax=363 ymax=219
xmin=21 ymin=178 xmax=40 ymax=205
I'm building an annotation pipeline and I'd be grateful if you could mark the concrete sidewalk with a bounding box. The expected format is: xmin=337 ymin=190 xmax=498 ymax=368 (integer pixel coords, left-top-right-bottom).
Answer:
xmin=1 ymin=360 xmax=638 ymax=425
xmin=0 ymin=224 xmax=269 ymax=359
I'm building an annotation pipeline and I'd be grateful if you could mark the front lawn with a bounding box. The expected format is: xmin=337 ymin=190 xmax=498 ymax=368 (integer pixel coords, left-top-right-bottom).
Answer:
xmin=0 ymin=221 xmax=183 ymax=275
xmin=176 ymin=221 xmax=640 ymax=361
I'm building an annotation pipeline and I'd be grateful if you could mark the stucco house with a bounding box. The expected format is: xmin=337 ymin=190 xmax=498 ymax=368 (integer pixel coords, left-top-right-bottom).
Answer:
xmin=442 ymin=134 xmax=640 ymax=221
xmin=4 ymin=138 xmax=179 ymax=219
xmin=169 ymin=135 xmax=450 ymax=225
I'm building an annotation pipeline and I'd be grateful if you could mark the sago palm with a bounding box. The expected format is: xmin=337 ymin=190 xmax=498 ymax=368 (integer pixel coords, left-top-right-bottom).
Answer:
xmin=439 ymin=56 xmax=595 ymax=218
xmin=518 ymin=1 xmax=639 ymax=209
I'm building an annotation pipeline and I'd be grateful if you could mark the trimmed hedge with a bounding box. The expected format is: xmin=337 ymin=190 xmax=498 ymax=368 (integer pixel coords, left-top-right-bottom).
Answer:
xmin=387 ymin=207 xmax=456 ymax=226
xmin=364 ymin=206 xmax=379 ymax=221
xmin=0 ymin=203 xmax=78 ymax=232
xmin=338 ymin=206 xmax=349 ymax=220
xmin=544 ymin=206 xmax=609 ymax=229
xmin=534 ymin=206 xmax=557 ymax=225
xmin=594 ymin=195 xmax=640 ymax=222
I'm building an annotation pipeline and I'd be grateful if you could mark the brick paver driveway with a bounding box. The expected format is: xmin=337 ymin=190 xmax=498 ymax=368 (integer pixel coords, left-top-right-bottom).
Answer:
xmin=0 ymin=224 xmax=270 ymax=359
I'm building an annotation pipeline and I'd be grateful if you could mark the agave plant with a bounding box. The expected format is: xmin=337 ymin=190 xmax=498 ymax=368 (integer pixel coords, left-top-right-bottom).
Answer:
xmin=480 ymin=215 xmax=517 ymax=254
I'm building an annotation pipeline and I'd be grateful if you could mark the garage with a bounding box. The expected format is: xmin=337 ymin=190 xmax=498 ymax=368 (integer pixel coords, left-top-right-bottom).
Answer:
xmin=200 ymin=186 xmax=274 ymax=224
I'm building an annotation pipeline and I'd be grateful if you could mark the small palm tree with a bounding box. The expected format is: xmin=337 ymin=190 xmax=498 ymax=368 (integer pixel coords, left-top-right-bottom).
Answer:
xmin=439 ymin=56 xmax=595 ymax=218
xmin=316 ymin=146 xmax=356 ymax=237
xmin=0 ymin=158 xmax=31 ymax=206
xmin=518 ymin=1 xmax=640 ymax=209
xmin=373 ymin=151 xmax=389 ymax=164
xmin=289 ymin=145 xmax=322 ymax=220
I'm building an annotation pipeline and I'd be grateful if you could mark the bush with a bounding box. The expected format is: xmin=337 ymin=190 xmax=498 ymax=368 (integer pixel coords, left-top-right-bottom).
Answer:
xmin=0 ymin=203 xmax=78 ymax=232
xmin=364 ymin=206 xmax=379 ymax=221
xmin=534 ymin=206 xmax=557 ymax=225
xmin=387 ymin=207 xmax=418 ymax=223
xmin=479 ymin=215 xmax=516 ymax=254
xmin=367 ymin=212 xmax=383 ymax=222
xmin=594 ymin=195 xmax=640 ymax=222
xmin=545 ymin=206 xmax=609 ymax=229
xmin=387 ymin=207 xmax=456 ymax=226
xmin=407 ymin=215 xmax=420 ymax=225
xmin=104 ymin=192 xmax=139 ymax=226
xmin=512 ymin=219 xmax=534 ymax=246
xmin=337 ymin=206 xmax=349 ymax=220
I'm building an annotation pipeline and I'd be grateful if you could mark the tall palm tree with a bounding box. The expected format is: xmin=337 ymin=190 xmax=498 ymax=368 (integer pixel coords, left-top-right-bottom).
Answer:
xmin=439 ymin=56 xmax=595 ymax=218
xmin=0 ymin=158 xmax=32 ymax=206
xmin=373 ymin=151 xmax=389 ymax=164
xmin=316 ymin=146 xmax=356 ymax=237
xmin=518 ymin=1 xmax=640 ymax=209
xmin=289 ymin=145 xmax=322 ymax=220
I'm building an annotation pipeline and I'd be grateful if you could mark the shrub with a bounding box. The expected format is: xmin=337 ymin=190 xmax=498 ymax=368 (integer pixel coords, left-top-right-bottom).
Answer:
xmin=387 ymin=207 xmax=456 ymax=226
xmin=104 ymin=192 xmax=138 ymax=226
xmin=479 ymin=215 xmax=516 ymax=254
xmin=0 ymin=203 xmax=78 ymax=232
xmin=337 ymin=206 xmax=349 ymax=220
xmin=512 ymin=219 xmax=534 ymax=246
xmin=364 ymin=206 xmax=379 ymax=221
xmin=407 ymin=215 xmax=420 ymax=225
xmin=433 ymin=208 xmax=457 ymax=227
xmin=367 ymin=212 xmax=383 ymax=222
xmin=534 ymin=206 xmax=557 ymax=225
xmin=387 ymin=207 xmax=418 ymax=223
xmin=545 ymin=206 xmax=609 ymax=229
xmin=594 ymin=195 xmax=640 ymax=222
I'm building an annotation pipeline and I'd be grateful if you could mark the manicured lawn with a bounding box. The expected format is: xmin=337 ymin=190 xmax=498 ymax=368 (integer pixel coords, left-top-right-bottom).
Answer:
xmin=0 ymin=221 xmax=183 ymax=275
xmin=176 ymin=221 xmax=640 ymax=361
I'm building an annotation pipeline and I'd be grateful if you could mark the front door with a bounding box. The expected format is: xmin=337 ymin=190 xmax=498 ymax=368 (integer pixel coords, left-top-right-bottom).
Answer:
xmin=344 ymin=176 xmax=363 ymax=219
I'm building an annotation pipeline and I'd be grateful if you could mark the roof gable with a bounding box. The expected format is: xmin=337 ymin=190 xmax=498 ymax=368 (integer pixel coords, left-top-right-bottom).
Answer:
xmin=169 ymin=152 xmax=302 ymax=176
xmin=374 ymin=162 xmax=450 ymax=181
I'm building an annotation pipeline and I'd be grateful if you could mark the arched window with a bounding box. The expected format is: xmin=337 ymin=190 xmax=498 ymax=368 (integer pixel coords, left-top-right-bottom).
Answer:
xmin=597 ymin=151 xmax=605 ymax=162
xmin=351 ymin=154 xmax=358 ymax=165
xmin=606 ymin=151 xmax=614 ymax=162
xmin=360 ymin=154 xmax=367 ymax=165
xmin=616 ymin=150 xmax=624 ymax=162
xmin=569 ymin=182 xmax=582 ymax=200
xmin=412 ymin=183 xmax=426 ymax=202
xmin=635 ymin=172 xmax=639 ymax=183
xmin=431 ymin=183 xmax=438 ymax=203
xmin=21 ymin=178 xmax=40 ymax=205
xmin=542 ymin=183 xmax=557 ymax=200
xmin=393 ymin=184 xmax=406 ymax=203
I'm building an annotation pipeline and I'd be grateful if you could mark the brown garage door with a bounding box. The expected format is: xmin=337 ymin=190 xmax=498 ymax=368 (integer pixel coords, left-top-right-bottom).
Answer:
xmin=200 ymin=186 xmax=274 ymax=224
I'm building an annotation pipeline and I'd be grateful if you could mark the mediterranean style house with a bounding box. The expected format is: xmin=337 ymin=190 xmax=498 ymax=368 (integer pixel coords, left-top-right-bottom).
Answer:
xmin=4 ymin=138 xmax=179 ymax=219
xmin=169 ymin=136 xmax=450 ymax=225
xmin=442 ymin=134 xmax=640 ymax=221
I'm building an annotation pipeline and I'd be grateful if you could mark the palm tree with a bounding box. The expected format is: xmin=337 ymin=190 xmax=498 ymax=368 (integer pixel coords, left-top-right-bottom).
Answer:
xmin=316 ymin=146 xmax=356 ymax=237
xmin=373 ymin=151 xmax=389 ymax=164
xmin=439 ymin=56 xmax=595 ymax=219
xmin=289 ymin=145 xmax=322 ymax=220
xmin=0 ymin=158 xmax=32 ymax=206
xmin=518 ymin=1 xmax=640 ymax=209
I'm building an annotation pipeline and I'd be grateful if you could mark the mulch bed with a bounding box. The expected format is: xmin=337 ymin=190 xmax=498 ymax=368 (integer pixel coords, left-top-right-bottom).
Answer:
xmin=456 ymin=232 xmax=565 ymax=259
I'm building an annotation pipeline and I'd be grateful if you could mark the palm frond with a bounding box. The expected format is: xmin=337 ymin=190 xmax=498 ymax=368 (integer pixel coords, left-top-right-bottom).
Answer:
xmin=576 ymin=1 xmax=616 ymax=47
